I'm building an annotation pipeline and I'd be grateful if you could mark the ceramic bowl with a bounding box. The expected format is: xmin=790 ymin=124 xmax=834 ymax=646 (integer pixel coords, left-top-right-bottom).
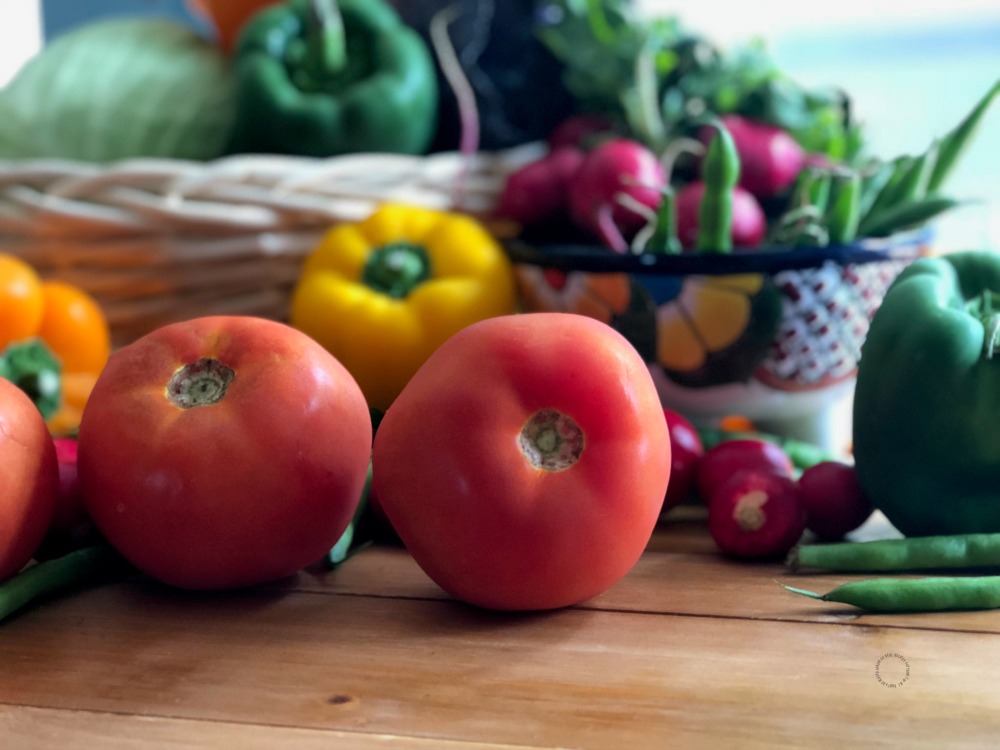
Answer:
xmin=506 ymin=232 xmax=930 ymax=449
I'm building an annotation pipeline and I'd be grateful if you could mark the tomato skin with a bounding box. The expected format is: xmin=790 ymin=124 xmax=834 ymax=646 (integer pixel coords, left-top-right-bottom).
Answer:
xmin=662 ymin=409 xmax=704 ymax=512
xmin=372 ymin=312 xmax=671 ymax=611
xmin=77 ymin=316 xmax=372 ymax=590
xmin=0 ymin=377 xmax=59 ymax=580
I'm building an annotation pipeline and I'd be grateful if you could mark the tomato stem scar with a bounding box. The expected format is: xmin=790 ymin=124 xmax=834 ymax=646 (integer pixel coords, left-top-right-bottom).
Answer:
xmin=166 ymin=358 xmax=235 ymax=409
xmin=519 ymin=409 xmax=584 ymax=471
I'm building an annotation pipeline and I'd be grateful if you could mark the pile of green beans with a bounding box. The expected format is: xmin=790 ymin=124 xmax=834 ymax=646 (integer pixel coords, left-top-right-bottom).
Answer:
xmin=771 ymin=78 xmax=998 ymax=248
xmin=784 ymin=531 xmax=1000 ymax=613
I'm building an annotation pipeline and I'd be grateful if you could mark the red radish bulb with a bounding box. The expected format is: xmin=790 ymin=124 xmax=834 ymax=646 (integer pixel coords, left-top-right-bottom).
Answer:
xmin=702 ymin=115 xmax=806 ymax=199
xmin=548 ymin=113 xmax=616 ymax=151
xmin=662 ymin=409 xmax=705 ymax=512
xmin=797 ymin=461 xmax=874 ymax=539
xmin=696 ymin=439 xmax=795 ymax=504
xmin=567 ymin=138 xmax=666 ymax=252
xmin=708 ymin=469 xmax=806 ymax=560
xmin=498 ymin=146 xmax=585 ymax=226
xmin=674 ymin=181 xmax=767 ymax=250
xmin=33 ymin=437 xmax=98 ymax=560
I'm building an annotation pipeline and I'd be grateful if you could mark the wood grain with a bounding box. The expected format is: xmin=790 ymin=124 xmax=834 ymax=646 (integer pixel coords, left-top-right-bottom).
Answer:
xmin=3 ymin=519 xmax=999 ymax=748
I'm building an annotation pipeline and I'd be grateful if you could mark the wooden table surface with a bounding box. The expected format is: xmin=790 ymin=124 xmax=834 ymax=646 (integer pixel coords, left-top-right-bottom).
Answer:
xmin=3 ymin=508 xmax=999 ymax=749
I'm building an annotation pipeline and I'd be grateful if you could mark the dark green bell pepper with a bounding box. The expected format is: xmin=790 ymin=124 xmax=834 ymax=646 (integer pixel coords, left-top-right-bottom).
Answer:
xmin=854 ymin=251 xmax=1000 ymax=536
xmin=227 ymin=0 xmax=438 ymax=157
xmin=0 ymin=338 xmax=62 ymax=421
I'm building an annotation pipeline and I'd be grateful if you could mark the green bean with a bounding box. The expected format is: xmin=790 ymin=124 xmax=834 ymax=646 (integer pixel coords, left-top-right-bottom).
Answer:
xmin=696 ymin=119 xmax=740 ymax=254
xmin=0 ymin=544 xmax=128 ymax=624
xmin=646 ymin=188 xmax=683 ymax=255
xmin=792 ymin=168 xmax=832 ymax=214
xmin=856 ymin=161 xmax=895 ymax=220
xmin=325 ymin=461 xmax=373 ymax=568
xmin=927 ymin=79 xmax=1000 ymax=194
xmin=788 ymin=533 xmax=1000 ymax=572
xmin=783 ymin=576 xmax=1000 ymax=613
xmin=857 ymin=196 xmax=961 ymax=238
xmin=859 ymin=154 xmax=911 ymax=225
xmin=825 ymin=172 xmax=861 ymax=245
xmin=856 ymin=146 xmax=940 ymax=238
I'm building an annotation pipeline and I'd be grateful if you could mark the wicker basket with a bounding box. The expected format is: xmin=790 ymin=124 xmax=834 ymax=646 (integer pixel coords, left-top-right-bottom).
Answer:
xmin=0 ymin=146 xmax=540 ymax=347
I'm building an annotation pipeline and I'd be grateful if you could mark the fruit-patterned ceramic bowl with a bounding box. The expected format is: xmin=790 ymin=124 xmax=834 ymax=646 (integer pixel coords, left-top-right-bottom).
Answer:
xmin=506 ymin=231 xmax=930 ymax=451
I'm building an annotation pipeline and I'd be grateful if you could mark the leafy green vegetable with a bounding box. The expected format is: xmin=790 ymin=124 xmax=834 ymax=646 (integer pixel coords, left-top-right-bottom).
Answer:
xmin=535 ymin=0 xmax=858 ymax=159
xmin=0 ymin=18 xmax=237 ymax=162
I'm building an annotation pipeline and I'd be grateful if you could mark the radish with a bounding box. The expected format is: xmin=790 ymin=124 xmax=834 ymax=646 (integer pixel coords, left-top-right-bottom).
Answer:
xmin=567 ymin=138 xmax=666 ymax=253
xmin=696 ymin=438 xmax=795 ymax=504
xmin=497 ymin=146 xmax=585 ymax=227
xmin=708 ymin=469 xmax=806 ymax=560
xmin=675 ymin=181 xmax=767 ymax=250
xmin=797 ymin=461 xmax=874 ymax=539
xmin=547 ymin=113 xmax=616 ymax=151
xmin=662 ymin=409 xmax=705 ymax=512
xmin=702 ymin=115 xmax=806 ymax=199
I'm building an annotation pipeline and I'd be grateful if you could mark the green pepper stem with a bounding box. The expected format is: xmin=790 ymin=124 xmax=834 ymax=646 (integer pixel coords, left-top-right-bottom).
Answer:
xmin=362 ymin=243 xmax=432 ymax=299
xmin=967 ymin=290 xmax=1000 ymax=359
xmin=307 ymin=0 xmax=346 ymax=79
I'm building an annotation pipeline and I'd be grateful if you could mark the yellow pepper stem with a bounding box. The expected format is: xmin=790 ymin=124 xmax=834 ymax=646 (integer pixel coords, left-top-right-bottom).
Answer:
xmin=362 ymin=242 xmax=432 ymax=299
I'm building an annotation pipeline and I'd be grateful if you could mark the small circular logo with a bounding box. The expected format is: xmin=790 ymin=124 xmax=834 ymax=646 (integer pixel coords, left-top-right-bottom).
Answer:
xmin=875 ymin=653 xmax=910 ymax=688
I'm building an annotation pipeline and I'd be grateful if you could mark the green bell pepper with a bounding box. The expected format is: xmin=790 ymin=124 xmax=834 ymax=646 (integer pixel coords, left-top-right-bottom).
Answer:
xmin=227 ymin=0 xmax=438 ymax=157
xmin=0 ymin=338 xmax=62 ymax=421
xmin=853 ymin=251 xmax=1000 ymax=537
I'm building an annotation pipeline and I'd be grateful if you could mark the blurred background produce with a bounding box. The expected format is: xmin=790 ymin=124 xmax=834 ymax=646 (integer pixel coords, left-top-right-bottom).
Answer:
xmin=4 ymin=0 xmax=994 ymax=249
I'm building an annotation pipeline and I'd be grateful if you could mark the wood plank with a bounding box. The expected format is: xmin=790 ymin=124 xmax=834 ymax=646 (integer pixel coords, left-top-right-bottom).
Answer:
xmin=300 ymin=521 xmax=1000 ymax=634
xmin=1 ymin=583 xmax=999 ymax=748
xmin=0 ymin=705 xmax=531 ymax=750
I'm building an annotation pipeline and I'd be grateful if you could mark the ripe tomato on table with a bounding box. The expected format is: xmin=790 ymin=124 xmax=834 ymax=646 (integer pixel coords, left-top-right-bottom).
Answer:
xmin=372 ymin=312 xmax=671 ymax=611
xmin=77 ymin=316 xmax=372 ymax=590
xmin=0 ymin=377 xmax=59 ymax=581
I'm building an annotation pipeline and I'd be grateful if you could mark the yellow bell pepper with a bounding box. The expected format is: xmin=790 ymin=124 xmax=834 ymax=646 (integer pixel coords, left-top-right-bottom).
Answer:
xmin=290 ymin=203 xmax=516 ymax=411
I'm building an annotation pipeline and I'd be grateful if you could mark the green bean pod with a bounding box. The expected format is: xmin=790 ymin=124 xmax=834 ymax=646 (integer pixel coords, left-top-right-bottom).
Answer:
xmin=876 ymin=140 xmax=939 ymax=208
xmin=789 ymin=532 xmax=1000 ymax=572
xmin=859 ymin=155 xmax=912 ymax=226
xmin=696 ymin=120 xmax=740 ymax=254
xmin=857 ymin=195 xmax=960 ymax=238
xmin=784 ymin=576 xmax=1000 ymax=613
xmin=927 ymin=79 xmax=1000 ymax=194
xmin=825 ymin=172 xmax=862 ymax=245
xmin=647 ymin=188 xmax=683 ymax=255
xmin=0 ymin=544 xmax=128 ymax=624
xmin=856 ymin=161 xmax=896 ymax=220
xmin=792 ymin=168 xmax=832 ymax=214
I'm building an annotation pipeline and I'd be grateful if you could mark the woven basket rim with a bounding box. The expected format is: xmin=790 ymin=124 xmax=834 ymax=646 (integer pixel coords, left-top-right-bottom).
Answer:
xmin=0 ymin=144 xmax=543 ymax=241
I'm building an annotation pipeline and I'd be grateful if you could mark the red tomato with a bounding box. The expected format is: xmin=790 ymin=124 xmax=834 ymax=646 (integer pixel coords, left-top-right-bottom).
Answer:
xmin=372 ymin=313 xmax=671 ymax=611
xmin=662 ymin=409 xmax=704 ymax=512
xmin=696 ymin=439 xmax=794 ymax=503
xmin=77 ymin=316 xmax=372 ymax=590
xmin=0 ymin=377 xmax=59 ymax=580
